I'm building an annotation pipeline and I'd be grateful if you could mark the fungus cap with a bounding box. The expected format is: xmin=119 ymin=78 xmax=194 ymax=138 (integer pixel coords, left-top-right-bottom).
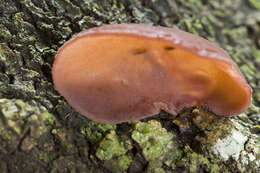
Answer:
xmin=52 ymin=24 xmax=252 ymax=124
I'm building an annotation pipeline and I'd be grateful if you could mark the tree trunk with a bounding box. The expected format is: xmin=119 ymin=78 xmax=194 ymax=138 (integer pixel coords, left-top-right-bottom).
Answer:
xmin=0 ymin=0 xmax=259 ymax=172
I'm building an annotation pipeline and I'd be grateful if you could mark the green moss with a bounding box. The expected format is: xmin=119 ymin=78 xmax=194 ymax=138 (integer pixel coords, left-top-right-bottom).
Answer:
xmin=0 ymin=99 xmax=54 ymax=151
xmin=177 ymin=146 xmax=221 ymax=173
xmin=96 ymin=130 xmax=127 ymax=160
xmin=80 ymin=122 xmax=116 ymax=144
xmin=46 ymin=112 xmax=56 ymax=125
xmin=180 ymin=0 xmax=203 ymax=10
xmin=117 ymin=155 xmax=132 ymax=171
xmin=201 ymin=17 xmax=216 ymax=37
xmin=50 ymin=156 xmax=89 ymax=173
xmin=146 ymin=160 xmax=163 ymax=173
xmin=93 ymin=3 xmax=100 ymax=9
xmin=250 ymin=125 xmax=260 ymax=133
xmin=102 ymin=154 xmax=132 ymax=173
xmin=240 ymin=64 xmax=255 ymax=81
xmin=84 ymin=127 xmax=103 ymax=144
xmin=95 ymin=122 xmax=116 ymax=132
xmin=51 ymin=129 xmax=57 ymax=134
xmin=154 ymin=168 xmax=166 ymax=173
xmin=184 ymin=19 xmax=200 ymax=35
xmin=252 ymin=48 xmax=260 ymax=63
xmin=131 ymin=120 xmax=174 ymax=161
xmin=192 ymin=111 xmax=234 ymax=146
xmin=249 ymin=0 xmax=260 ymax=9
xmin=1 ymin=0 xmax=260 ymax=172
xmin=0 ymin=25 xmax=12 ymax=41
xmin=53 ymin=128 xmax=78 ymax=155
xmin=39 ymin=152 xmax=56 ymax=163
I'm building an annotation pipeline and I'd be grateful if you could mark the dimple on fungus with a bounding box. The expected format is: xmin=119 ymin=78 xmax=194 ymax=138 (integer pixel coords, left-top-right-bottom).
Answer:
xmin=52 ymin=24 xmax=252 ymax=124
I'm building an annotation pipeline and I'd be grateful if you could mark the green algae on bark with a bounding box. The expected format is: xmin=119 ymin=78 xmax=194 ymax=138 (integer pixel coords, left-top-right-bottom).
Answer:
xmin=102 ymin=155 xmax=132 ymax=173
xmin=176 ymin=146 xmax=222 ymax=173
xmin=131 ymin=120 xmax=183 ymax=172
xmin=172 ymin=108 xmax=260 ymax=172
xmin=0 ymin=0 xmax=260 ymax=172
xmin=80 ymin=121 xmax=116 ymax=144
xmin=131 ymin=120 xmax=176 ymax=161
xmin=0 ymin=99 xmax=54 ymax=151
xmin=0 ymin=98 xmax=56 ymax=172
xmin=192 ymin=109 xmax=260 ymax=171
xmin=95 ymin=130 xmax=132 ymax=172
xmin=249 ymin=0 xmax=260 ymax=9
xmin=96 ymin=130 xmax=128 ymax=160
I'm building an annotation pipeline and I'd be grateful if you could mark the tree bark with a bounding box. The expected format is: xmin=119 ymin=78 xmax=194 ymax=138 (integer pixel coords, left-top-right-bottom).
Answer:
xmin=0 ymin=0 xmax=259 ymax=172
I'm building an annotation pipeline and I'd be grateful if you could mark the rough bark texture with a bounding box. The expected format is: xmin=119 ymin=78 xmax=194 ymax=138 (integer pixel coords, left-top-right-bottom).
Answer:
xmin=0 ymin=0 xmax=259 ymax=173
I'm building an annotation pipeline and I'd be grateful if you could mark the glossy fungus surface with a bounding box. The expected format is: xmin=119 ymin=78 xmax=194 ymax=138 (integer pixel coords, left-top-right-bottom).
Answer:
xmin=52 ymin=24 xmax=252 ymax=124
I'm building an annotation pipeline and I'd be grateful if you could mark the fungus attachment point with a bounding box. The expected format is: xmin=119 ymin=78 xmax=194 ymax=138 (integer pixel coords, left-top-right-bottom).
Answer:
xmin=52 ymin=24 xmax=252 ymax=124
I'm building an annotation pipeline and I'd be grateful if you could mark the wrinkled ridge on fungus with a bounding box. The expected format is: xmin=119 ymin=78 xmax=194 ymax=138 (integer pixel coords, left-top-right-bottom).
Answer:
xmin=52 ymin=24 xmax=252 ymax=124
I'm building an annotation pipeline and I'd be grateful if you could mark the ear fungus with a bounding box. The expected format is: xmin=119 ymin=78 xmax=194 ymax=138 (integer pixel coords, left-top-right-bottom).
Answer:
xmin=52 ymin=24 xmax=252 ymax=124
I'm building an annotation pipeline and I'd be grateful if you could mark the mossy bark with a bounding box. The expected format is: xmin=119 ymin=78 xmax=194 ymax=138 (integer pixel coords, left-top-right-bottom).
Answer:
xmin=0 ymin=0 xmax=259 ymax=172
